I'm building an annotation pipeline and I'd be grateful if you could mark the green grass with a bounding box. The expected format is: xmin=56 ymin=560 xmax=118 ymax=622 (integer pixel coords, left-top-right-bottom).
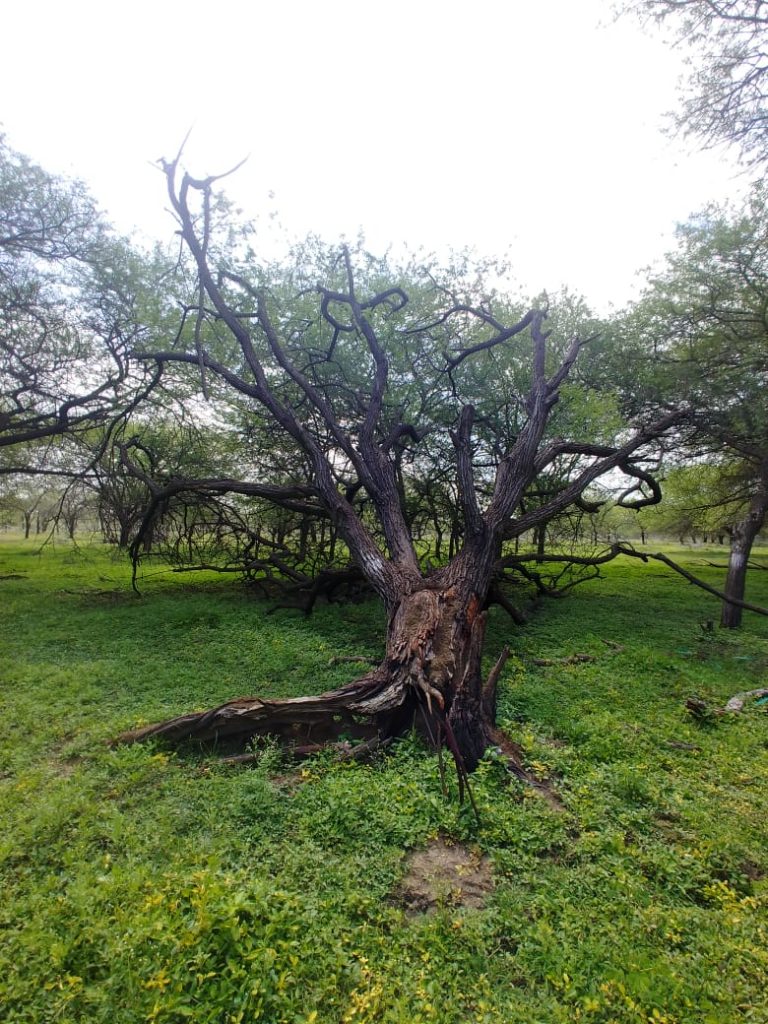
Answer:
xmin=1 ymin=536 xmax=767 ymax=1023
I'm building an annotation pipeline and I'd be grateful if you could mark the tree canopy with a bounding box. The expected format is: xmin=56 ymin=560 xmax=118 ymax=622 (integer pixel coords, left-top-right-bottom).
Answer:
xmin=0 ymin=135 xmax=162 ymax=466
xmin=626 ymin=182 xmax=768 ymax=623
xmin=626 ymin=0 xmax=768 ymax=164
xmin=106 ymin=155 xmax=689 ymax=773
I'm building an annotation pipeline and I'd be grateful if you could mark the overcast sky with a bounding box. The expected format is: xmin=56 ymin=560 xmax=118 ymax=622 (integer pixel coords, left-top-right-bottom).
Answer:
xmin=0 ymin=0 xmax=748 ymax=311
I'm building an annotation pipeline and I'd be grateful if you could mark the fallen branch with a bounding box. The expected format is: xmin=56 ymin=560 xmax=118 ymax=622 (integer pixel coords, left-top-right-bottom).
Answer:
xmin=618 ymin=546 xmax=768 ymax=619
xmin=686 ymin=688 xmax=768 ymax=719
xmin=723 ymin=688 xmax=768 ymax=713
xmin=532 ymin=653 xmax=596 ymax=667
xmin=503 ymin=543 xmax=768 ymax=619
xmin=600 ymin=639 xmax=626 ymax=652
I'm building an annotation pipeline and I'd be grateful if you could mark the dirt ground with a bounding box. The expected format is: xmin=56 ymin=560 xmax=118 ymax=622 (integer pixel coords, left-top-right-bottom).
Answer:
xmin=393 ymin=837 xmax=494 ymax=914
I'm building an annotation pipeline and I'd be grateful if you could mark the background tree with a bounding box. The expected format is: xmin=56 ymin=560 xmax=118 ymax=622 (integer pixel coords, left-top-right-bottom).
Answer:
xmin=0 ymin=135 xmax=162 ymax=466
xmin=0 ymin=478 xmax=58 ymax=538
xmin=626 ymin=0 xmax=768 ymax=165
xmin=625 ymin=182 xmax=768 ymax=625
xmin=638 ymin=461 xmax=749 ymax=543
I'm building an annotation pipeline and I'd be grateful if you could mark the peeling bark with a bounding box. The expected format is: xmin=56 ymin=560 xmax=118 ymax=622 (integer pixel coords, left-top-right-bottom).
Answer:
xmin=119 ymin=584 xmax=496 ymax=772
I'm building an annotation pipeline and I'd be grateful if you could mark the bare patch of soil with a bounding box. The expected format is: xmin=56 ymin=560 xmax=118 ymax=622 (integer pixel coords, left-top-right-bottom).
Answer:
xmin=51 ymin=757 xmax=79 ymax=778
xmin=393 ymin=837 xmax=494 ymax=915
xmin=48 ymin=737 xmax=82 ymax=778
xmin=739 ymin=859 xmax=765 ymax=881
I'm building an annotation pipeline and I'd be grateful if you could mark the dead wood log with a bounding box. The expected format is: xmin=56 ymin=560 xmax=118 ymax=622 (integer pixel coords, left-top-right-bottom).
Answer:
xmin=116 ymin=673 xmax=390 ymax=748
xmin=686 ymin=688 xmax=768 ymax=719
xmin=723 ymin=688 xmax=768 ymax=712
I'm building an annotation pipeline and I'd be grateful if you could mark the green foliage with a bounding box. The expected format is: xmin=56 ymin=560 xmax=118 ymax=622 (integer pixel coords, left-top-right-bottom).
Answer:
xmin=636 ymin=463 xmax=747 ymax=541
xmin=0 ymin=135 xmax=169 ymax=469
xmin=625 ymin=183 xmax=768 ymax=436
xmin=611 ymin=183 xmax=768 ymax=589
xmin=1 ymin=538 xmax=767 ymax=1022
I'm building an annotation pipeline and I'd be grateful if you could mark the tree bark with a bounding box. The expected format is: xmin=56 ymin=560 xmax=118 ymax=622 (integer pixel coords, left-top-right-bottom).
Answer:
xmin=721 ymin=462 xmax=768 ymax=627
xmin=118 ymin=581 xmax=493 ymax=770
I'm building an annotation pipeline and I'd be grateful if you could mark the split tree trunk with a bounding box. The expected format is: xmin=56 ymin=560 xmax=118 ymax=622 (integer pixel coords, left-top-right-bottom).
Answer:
xmin=119 ymin=582 xmax=496 ymax=771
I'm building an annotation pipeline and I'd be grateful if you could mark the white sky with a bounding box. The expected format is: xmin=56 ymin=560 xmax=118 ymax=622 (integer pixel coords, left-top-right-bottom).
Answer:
xmin=0 ymin=0 xmax=748 ymax=312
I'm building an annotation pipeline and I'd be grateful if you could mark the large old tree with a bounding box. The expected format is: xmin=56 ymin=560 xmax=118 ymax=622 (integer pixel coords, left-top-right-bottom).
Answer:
xmin=123 ymin=158 xmax=682 ymax=772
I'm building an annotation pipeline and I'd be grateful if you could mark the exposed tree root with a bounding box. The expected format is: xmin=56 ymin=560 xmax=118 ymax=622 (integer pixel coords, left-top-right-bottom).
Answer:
xmin=115 ymin=586 xmax=568 ymax=813
xmin=486 ymin=726 xmax=565 ymax=811
xmin=482 ymin=646 xmax=510 ymax=724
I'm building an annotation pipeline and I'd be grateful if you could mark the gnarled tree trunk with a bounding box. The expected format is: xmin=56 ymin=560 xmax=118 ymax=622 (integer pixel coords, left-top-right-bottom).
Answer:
xmin=119 ymin=579 xmax=496 ymax=772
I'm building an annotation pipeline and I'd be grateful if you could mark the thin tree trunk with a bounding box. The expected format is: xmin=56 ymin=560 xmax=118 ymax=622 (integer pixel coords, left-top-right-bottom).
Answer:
xmin=536 ymin=524 xmax=547 ymax=557
xmin=118 ymin=519 xmax=132 ymax=548
xmin=721 ymin=462 xmax=768 ymax=628
xmin=297 ymin=518 xmax=310 ymax=562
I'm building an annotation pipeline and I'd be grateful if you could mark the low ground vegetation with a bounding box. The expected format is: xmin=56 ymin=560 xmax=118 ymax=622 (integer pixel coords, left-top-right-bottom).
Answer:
xmin=1 ymin=538 xmax=767 ymax=1023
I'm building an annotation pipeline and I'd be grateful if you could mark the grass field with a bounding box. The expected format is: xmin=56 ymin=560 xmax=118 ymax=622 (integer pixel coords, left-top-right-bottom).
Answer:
xmin=1 ymin=537 xmax=767 ymax=1023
